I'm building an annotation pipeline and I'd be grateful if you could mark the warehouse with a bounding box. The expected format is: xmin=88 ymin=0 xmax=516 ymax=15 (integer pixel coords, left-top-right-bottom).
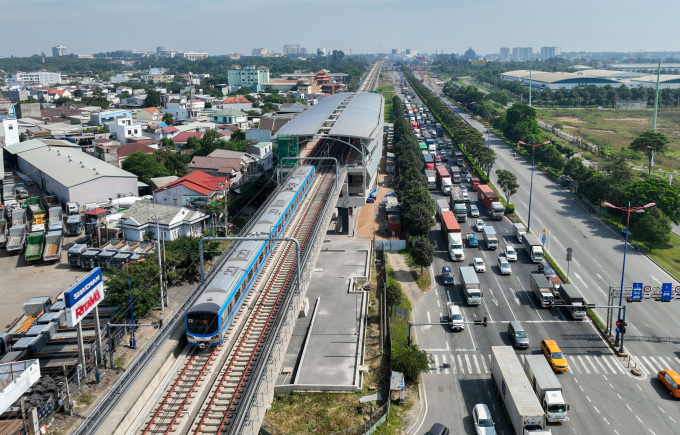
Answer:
xmin=4 ymin=139 xmax=138 ymax=204
xmin=499 ymin=69 xmax=627 ymax=90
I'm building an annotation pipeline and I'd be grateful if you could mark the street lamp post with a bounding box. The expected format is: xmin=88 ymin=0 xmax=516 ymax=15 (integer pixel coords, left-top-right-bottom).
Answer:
xmin=126 ymin=261 xmax=137 ymax=350
xmin=517 ymin=141 xmax=550 ymax=233
xmin=477 ymin=115 xmax=500 ymax=148
xmin=603 ymin=201 xmax=655 ymax=345
xmin=646 ymin=146 xmax=656 ymax=177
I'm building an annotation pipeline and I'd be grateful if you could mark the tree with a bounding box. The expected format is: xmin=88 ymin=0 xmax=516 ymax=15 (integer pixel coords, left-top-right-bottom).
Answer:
xmin=391 ymin=343 xmax=431 ymax=382
xmin=402 ymin=202 xmax=434 ymax=238
xmin=162 ymin=112 xmax=174 ymax=125
xmin=563 ymin=157 xmax=588 ymax=180
xmin=144 ymin=89 xmax=161 ymax=108
xmin=185 ymin=136 xmax=201 ymax=150
xmin=104 ymin=256 xmax=160 ymax=319
xmin=411 ymin=238 xmax=434 ymax=275
xmin=73 ymin=89 xmax=83 ymax=98
xmin=122 ymin=151 xmax=169 ymax=184
xmin=118 ymin=91 xmax=131 ymax=99
xmin=624 ymin=177 xmax=680 ymax=224
xmin=386 ymin=284 xmax=402 ymax=308
xmin=477 ymin=148 xmax=496 ymax=179
xmin=634 ymin=207 xmax=672 ymax=252
xmin=231 ymin=129 xmax=246 ymax=142
xmin=629 ymin=131 xmax=669 ymax=173
xmin=496 ymin=169 xmax=519 ymax=203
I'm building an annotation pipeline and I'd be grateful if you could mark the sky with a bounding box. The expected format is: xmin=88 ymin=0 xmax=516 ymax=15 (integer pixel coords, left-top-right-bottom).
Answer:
xmin=3 ymin=0 xmax=679 ymax=57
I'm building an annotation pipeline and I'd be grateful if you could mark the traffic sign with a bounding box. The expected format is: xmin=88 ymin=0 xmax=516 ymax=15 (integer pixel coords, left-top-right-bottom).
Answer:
xmin=616 ymin=319 xmax=623 ymax=328
xmin=542 ymin=236 xmax=546 ymax=244
xmin=615 ymin=327 xmax=621 ymax=334
xmin=661 ymin=283 xmax=672 ymax=301
xmin=631 ymin=282 xmax=643 ymax=301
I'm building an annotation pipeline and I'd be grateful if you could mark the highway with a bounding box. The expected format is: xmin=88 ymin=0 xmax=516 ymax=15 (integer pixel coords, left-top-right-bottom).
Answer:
xmin=392 ymin=70 xmax=680 ymax=435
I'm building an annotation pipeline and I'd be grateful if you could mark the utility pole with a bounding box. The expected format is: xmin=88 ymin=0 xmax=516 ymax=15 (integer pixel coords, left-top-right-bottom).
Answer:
xmin=528 ymin=66 xmax=533 ymax=107
xmin=653 ymin=62 xmax=660 ymax=131
xmin=224 ymin=183 xmax=229 ymax=236
xmin=155 ymin=217 xmax=164 ymax=311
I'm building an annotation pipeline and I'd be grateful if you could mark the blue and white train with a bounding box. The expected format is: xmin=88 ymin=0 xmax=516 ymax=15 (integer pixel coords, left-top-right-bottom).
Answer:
xmin=186 ymin=165 xmax=316 ymax=347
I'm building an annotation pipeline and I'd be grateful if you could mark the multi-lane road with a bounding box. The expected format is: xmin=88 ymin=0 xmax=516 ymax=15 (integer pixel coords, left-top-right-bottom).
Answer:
xmin=391 ymin=70 xmax=680 ymax=435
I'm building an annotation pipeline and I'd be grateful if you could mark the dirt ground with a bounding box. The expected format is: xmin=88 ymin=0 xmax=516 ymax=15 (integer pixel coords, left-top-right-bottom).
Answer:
xmin=355 ymin=150 xmax=400 ymax=241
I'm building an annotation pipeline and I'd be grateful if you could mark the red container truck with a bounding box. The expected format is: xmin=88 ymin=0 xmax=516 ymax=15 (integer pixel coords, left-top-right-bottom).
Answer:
xmin=477 ymin=185 xmax=505 ymax=220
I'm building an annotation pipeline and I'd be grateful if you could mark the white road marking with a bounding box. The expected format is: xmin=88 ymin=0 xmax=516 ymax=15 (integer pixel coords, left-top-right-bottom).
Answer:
xmin=594 ymin=406 xmax=600 ymax=414
xmin=626 ymin=404 xmax=632 ymax=412
xmin=603 ymin=418 xmax=610 ymax=425
xmin=442 ymin=354 xmax=449 ymax=374
xmin=670 ymin=416 xmax=677 ymax=423
xmin=464 ymin=354 xmax=472 ymax=373
xmin=637 ymin=385 xmax=643 ymax=391
xmin=602 ymin=356 xmax=617 ymax=374
xmin=570 ymin=358 xmax=581 ymax=374
xmin=593 ymin=356 xmax=608 ymax=374
xmin=434 ymin=354 xmax=440 ymax=374
xmin=574 ymin=272 xmax=589 ymax=288
xmin=596 ymin=273 xmax=604 ymax=281
xmin=436 ymin=299 xmax=440 ymax=308
xmin=579 ymin=385 xmax=584 ymax=392
xmin=472 ymin=354 xmax=481 ymax=373
xmin=649 ymin=430 xmax=657 ymax=435
xmin=457 ymin=355 xmax=464 ymax=374
xmin=586 ymin=395 xmax=592 ymax=403
xmin=617 ymin=393 xmax=622 ymax=400
xmin=647 ymin=356 xmax=664 ymax=372
xmin=632 ymin=357 xmax=651 ymax=375
xmin=573 ymin=259 xmax=581 ymax=266
xmin=609 ymin=383 xmax=614 ymax=389
xmin=608 ymin=356 xmax=628 ymax=374
xmin=481 ymin=355 xmax=489 ymax=373
xmin=451 ymin=354 xmax=457 ymax=374
xmin=576 ymin=356 xmax=591 ymax=374
xmin=635 ymin=415 xmax=643 ymax=423
xmin=585 ymin=355 xmax=600 ymax=374
xmin=641 ymin=356 xmax=658 ymax=373
xmin=650 ymin=274 xmax=661 ymax=285
xmin=658 ymin=406 xmax=665 ymax=414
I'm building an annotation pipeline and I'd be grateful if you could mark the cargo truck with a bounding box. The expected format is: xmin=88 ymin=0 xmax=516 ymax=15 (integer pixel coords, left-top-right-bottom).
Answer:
xmin=477 ymin=185 xmax=505 ymax=220
xmin=441 ymin=211 xmax=464 ymax=261
xmin=483 ymin=226 xmax=498 ymax=250
xmin=0 ymin=218 xmax=7 ymax=248
xmin=490 ymin=346 xmax=550 ymax=435
xmin=554 ymin=284 xmax=586 ymax=320
xmin=424 ymin=169 xmax=436 ymax=190
xmin=47 ymin=206 xmax=64 ymax=233
xmin=42 ymin=231 xmax=63 ymax=263
xmin=523 ymin=355 xmax=569 ymax=423
xmin=65 ymin=215 xmax=83 ymax=236
xmin=26 ymin=197 xmax=46 ymax=227
xmin=6 ymin=224 xmax=27 ymax=254
xmin=522 ymin=233 xmax=544 ymax=263
xmin=465 ymin=232 xmax=478 ymax=247
xmin=25 ymin=230 xmax=45 ymax=263
xmin=453 ymin=203 xmax=467 ymax=223
xmin=11 ymin=208 xmax=27 ymax=227
xmin=530 ymin=272 xmax=554 ymax=308
xmin=449 ymin=187 xmax=465 ymax=214
xmin=436 ymin=199 xmax=450 ymax=221
xmin=470 ymin=177 xmax=480 ymax=190
xmin=435 ymin=166 xmax=452 ymax=194
xmin=67 ymin=244 xmax=88 ymax=268
xmin=460 ymin=266 xmax=482 ymax=305
xmin=514 ymin=223 xmax=526 ymax=242
xmin=450 ymin=166 xmax=462 ymax=183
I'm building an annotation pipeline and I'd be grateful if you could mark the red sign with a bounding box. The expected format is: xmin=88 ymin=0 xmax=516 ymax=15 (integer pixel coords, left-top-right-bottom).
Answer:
xmin=74 ymin=288 xmax=102 ymax=322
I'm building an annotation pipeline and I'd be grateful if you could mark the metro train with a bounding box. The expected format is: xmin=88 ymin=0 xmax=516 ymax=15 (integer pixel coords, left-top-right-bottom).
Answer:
xmin=186 ymin=165 xmax=316 ymax=347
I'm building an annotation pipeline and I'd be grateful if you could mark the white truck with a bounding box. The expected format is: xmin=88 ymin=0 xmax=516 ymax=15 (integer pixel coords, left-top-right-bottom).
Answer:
xmin=530 ymin=272 xmax=554 ymax=308
xmin=491 ymin=346 xmax=551 ymax=435
xmin=460 ymin=266 xmax=482 ymax=306
xmin=483 ymin=225 xmax=498 ymax=250
xmin=425 ymin=169 xmax=436 ymax=190
xmin=522 ymin=233 xmax=544 ymax=263
xmin=513 ymin=222 xmax=526 ymax=242
xmin=441 ymin=177 xmax=452 ymax=195
xmin=524 ymin=355 xmax=570 ymax=423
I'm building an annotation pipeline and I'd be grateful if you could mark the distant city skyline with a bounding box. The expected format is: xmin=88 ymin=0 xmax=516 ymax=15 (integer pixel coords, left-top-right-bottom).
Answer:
xmin=2 ymin=0 xmax=679 ymax=58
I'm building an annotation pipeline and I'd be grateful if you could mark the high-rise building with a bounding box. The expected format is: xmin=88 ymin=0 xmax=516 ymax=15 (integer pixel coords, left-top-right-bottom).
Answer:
xmin=500 ymin=47 xmax=510 ymax=61
xmin=227 ymin=65 xmax=270 ymax=87
xmin=252 ymin=48 xmax=269 ymax=56
xmin=317 ymin=48 xmax=327 ymax=56
xmin=52 ymin=45 xmax=66 ymax=57
xmin=540 ymin=46 xmax=561 ymax=61
xmin=156 ymin=46 xmax=165 ymax=55
xmin=512 ymin=47 xmax=533 ymax=61
xmin=283 ymin=44 xmax=306 ymax=55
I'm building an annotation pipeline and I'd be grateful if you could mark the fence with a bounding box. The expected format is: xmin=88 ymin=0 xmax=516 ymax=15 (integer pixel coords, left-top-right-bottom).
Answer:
xmin=374 ymin=239 xmax=406 ymax=251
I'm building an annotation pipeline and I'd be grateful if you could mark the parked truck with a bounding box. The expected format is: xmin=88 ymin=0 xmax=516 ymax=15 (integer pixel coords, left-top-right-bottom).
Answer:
xmin=42 ymin=231 xmax=63 ymax=263
xmin=26 ymin=196 xmax=47 ymax=228
xmin=47 ymin=206 xmax=64 ymax=233
xmin=450 ymin=166 xmax=462 ymax=183
xmin=554 ymin=284 xmax=586 ymax=320
xmin=67 ymin=244 xmax=88 ymax=268
xmin=435 ymin=166 xmax=452 ymax=194
xmin=465 ymin=232 xmax=478 ymax=248
xmin=65 ymin=215 xmax=83 ymax=236
xmin=513 ymin=222 xmax=526 ymax=242
xmin=490 ymin=346 xmax=550 ymax=435
xmin=453 ymin=203 xmax=467 ymax=223
xmin=523 ymin=355 xmax=570 ymax=423
xmin=441 ymin=211 xmax=464 ymax=261
xmin=477 ymin=185 xmax=505 ymax=220
xmin=522 ymin=233 xmax=544 ymax=263
xmin=483 ymin=226 xmax=499 ymax=250
xmin=25 ymin=230 xmax=45 ymax=263
xmin=530 ymin=272 xmax=554 ymax=308
xmin=425 ymin=169 xmax=436 ymax=190
xmin=11 ymin=208 xmax=27 ymax=227
xmin=436 ymin=199 xmax=450 ymax=221
xmin=0 ymin=218 xmax=7 ymax=248
xmin=6 ymin=224 xmax=27 ymax=254
xmin=460 ymin=266 xmax=482 ymax=305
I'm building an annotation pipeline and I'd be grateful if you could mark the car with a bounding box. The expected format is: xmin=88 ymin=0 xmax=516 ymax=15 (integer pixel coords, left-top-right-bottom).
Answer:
xmin=460 ymin=184 xmax=468 ymax=192
xmin=508 ymin=321 xmax=529 ymax=349
xmin=473 ymin=257 xmax=486 ymax=273
xmin=497 ymin=255 xmax=512 ymax=275
xmin=447 ymin=303 xmax=465 ymax=331
xmin=504 ymin=245 xmax=518 ymax=261
xmin=425 ymin=423 xmax=450 ymax=435
xmin=469 ymin=204 xmax=480 ymax=217
xmin=442 ymin=266 xmax=454 ymax=285
xmin=441 ymin=154 xmax=449 ymax=162
xmin=657 ymin=370 xmax=680 ymax=398
xmin=475 ymin=219 xmax=485 ymax=232
xmin=472 ymin=404 xmax=496 ymax=435
xmin=466 ymin=174 xmax=472 ymax=183
xmin=541 ymin=339 xmax=569 ymax=372
xmin=538 ymin=259 xmax=556 ymax=278
xmin=463 ymin=192 xmax=471 ymax=202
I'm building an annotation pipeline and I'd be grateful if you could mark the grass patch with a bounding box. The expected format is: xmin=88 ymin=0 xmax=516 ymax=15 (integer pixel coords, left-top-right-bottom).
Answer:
xmin=378 ymin=83 xmax=396 ymax=123
xmin=76 ymin=391 xmax=95 ymax=407
xmin=114 ymin=356 xmax=126 ymax=369
xmin=401 ymin=250 xmax=433 ymax=291
xmin=588 ymin=308 xmax=606 ymax=331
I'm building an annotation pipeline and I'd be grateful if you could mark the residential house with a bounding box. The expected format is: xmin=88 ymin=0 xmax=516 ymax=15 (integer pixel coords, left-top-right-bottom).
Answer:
xmin=109 ymin=116 xmax=143 ymax=143
xmin=227 ymin=65 xmax=270 ymax=89
xmin=153 ymin=170 xmax=227 ymax=207
xmin=90 ymin=109 xmax=132 ymax=126
xmin=245 ymin=129 xmax=270 ymax=142
xmin=47 ymin=89 xmax=73 ymax=101
xmin=211 ymin=108 xmax=247 ymax=125
xmin=121 ymin=201 xmax=207 ymax=242
xmin=147 ymin=125 xmax=179 ymax=141
xmin=246 ymin=142 xmax=274 ymax=172
xmin=116 ymin=86 xmax=133 ymax=95
xmin=110 ymin=74 xmax=129 ymax=84
xmin=278 ymin=102 xmax=308 ymax=113
xmin=172 ymin=131 xmax=203 ymax=147
xmin=164 ymin=98 xmax=202 ymax=120
xmin=188 ymin=150 xmax=252 ymax=183
xmin=219 ymin=96 xmax=253 ymax=111
xmin=137 ymin=107 xmax=162 ymax=123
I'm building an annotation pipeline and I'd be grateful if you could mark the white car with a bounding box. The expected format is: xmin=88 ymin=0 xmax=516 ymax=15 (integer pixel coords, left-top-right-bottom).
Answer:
xmin=497 ymin=256 xmax=512 ymax=275
xmin=460 ymin=185 xmax=468 ymax=192
xmin=469 ymin=204 xmax=480 ymax=217
xmin=466 ymin=174 xmax=472 ymax=183
xmin=505 ymin=245 xmax=518 ymax=261
xmin=475 ymin=219 xmax=485 ymax=232
xmin=473 ymin=404 xmax=496 ymax=435
xmin=473 ymin=257 xmax=486 ymax=273
xmin=463 ymin=192 xmax=471 ymax=202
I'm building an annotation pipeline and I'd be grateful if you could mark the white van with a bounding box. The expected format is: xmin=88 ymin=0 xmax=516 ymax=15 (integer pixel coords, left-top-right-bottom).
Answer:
xmin=447 ymin=303 xmax=465 ymax=331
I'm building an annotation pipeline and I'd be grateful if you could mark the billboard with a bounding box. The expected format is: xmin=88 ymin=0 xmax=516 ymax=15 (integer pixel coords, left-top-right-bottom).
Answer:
xmin=470 ymin=60 xmax=487 ymax=67
xmin=64 ymin=267 xmax=105 ymax=327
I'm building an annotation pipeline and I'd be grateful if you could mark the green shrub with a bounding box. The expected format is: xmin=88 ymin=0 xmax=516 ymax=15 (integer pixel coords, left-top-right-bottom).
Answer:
xmin=505 ymin=204 xmax=515 ymax=214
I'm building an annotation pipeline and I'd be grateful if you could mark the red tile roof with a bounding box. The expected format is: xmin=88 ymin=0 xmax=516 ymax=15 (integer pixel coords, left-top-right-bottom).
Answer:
xmin=85 ymin=207 xmax=108 ymax=216
xmin=221 ymin=96 xmax=250 ymax=104
xmin=116 ymin=143 xmax=156 ymax=158
xmin=155 ymin=170 xmax=229 ymax=196
xmin=173 ymin=131 xmax=203 ymax=143
xmin=162 ymin=126 xmax=179 ymax=133
xmin=143 ymin=107 xmax=161 ymax=114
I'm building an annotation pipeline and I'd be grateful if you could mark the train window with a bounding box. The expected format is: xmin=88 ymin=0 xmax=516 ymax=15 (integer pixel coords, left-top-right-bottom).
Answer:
xmin=187 ymin=313 xmax=218 ymax=335
xmin=247 ymin=268 xmax=254 ymax=282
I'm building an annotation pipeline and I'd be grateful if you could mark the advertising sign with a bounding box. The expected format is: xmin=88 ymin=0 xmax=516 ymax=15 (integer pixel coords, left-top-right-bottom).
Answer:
xmin=631 ymin=282 xmax=643 ymax=301
xmin=64 ymin=267 xmax=105 ymax=327
xmin=661 ymin=283 xmax=672 ymax=301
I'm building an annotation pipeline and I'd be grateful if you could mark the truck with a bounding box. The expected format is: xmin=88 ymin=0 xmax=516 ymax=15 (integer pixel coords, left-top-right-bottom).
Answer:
xmin=6 ymin=225 xmax=27 ymax=254
xmin=449 ymin=186 xmax=465 ymax=207
xmin=65 ymin=215 xmax=83 ymax=236
xmin=0 ymin=218 xmax=7 ymax=248
xmin=435 ymin=166 xmax=452 ymax=194
xmin=483 ymin=226 xmax=498 ymax=250
xmin=11 ymin=208 xmax=27 ymax=227
xmin=554 ymin=284 xmax=586 ymax=320
xmin=436 ymin=199 xmax=450 ymax=221
xmin=460 ymin=266 xmax=482 ymax=305
xmin=66 ymin=202 xmax=80 ymax=215
xmin=26 ymin=197 xmax=46 ymax=227
xmin=477 ymin=185 xmax=505 ymax=220
xmin=67 ymin=244 xmax=88 ymax=267
xmin=441 ymin=211 xmax=464 ymax=261
xmin=465 ymin=232 xmax=478 ymax=248
xmin=530 ymin=272 xmax=554 ymax=308
xmin=47 ymin=206 xmax=64 ymax=233
xmin=424 ymin=169 xmax=436 ymax=190
xmin=490 ymin=346 xmax=550 ymax=435
xmin=453 ymin=203 xmax=467 ymax=223
xmin=25 ymin=230 xmax=45 ymax=263
xmin=513 ymin=223 xmax=526 ymax=242
xmin=470 ymin=177 xmax=480 ymax=191
xmin=450 ymin=166 xmax=461 ymax=183
xmin=522 ymin=233 xmax=544 ymax=263
xmin=523 ymin=355 xmax=570 ymax=423
xmin=42 ymin=231 xmax=63 ymax=263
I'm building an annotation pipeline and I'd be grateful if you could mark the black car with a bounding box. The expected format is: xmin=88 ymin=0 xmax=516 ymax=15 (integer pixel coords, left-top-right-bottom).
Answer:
xmin=441 ymin=154 xmax=449 ymax=162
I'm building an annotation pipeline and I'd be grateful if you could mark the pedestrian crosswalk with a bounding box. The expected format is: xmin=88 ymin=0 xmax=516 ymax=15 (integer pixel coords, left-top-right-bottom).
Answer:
xmin=428 ymin=351 xmax=680 ymax=377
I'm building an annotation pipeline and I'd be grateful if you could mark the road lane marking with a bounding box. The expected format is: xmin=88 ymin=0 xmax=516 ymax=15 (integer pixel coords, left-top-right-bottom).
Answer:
xmin=569 ymin=358 xmax=581 ymax=374
xmin=586 ymin=395 xmax=592 ymax=403
xmin=609 ymin=383 xmax=614 ymax=389
xmin=442 ymin=354 xmax=449 ymax=374
xmin=636 ymin=415 xmax=643 ymax=423
xmin=608 ymin=356 xmax=628 ymax=374
xmin=574 ymin=272 xmax=589 ymax=288
xmin=675 ymin=357 xmax=680 ymax=366
xmin=451 ymin=354 xmax=457 ymax=374
xmin=585 ymin=355 xmax=600 ymax=374
xmin=436 ymin=299 xmax=440 ymax=308
xmin=481 ymin=354 xmax=489 ymax=373
xmin=626 ymin=404 xmax=632 ymax=412
xmin=579 ymin=385 xmax=584 ymax=392
xmin=658 ymin=406 xmax=665 ymax=414
xmin=457 ymin=355 xmax=464 ymax=374
xmin=640 ymin=356 xmax=658 ymax=373
xmin=650 ymin=274 xmax=660 ymax=285
xmin=593 ymin=356 xmax=609 ymax=374
xmin=603 ymin=418 xmax=610 ymax=425
xmin=649 ymin=430 xmax=657 ymax=435
xmin=576 ymin=356 xmax=591 ymax=374
xmin=464 ymin=354 xmax=472 ymax=373
xmin=670 ymin=416 xmax=676 ymax=423
xmin=594 ymin=406 xmax=600 ymax=413
xmin=632 ymin=357 xmax=651 ymax=375
xmin=617 ymin=393 xmax=622 ymax=400
xmin=647 ymin=356 xmax=664 ymax=372
xmin=472 ymin=354 xmax=481 ymax=373
xmin=434 ymin=354 xmax=440 ymax=374
xmin=601 ymin=356 xmax=617 ymax=374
